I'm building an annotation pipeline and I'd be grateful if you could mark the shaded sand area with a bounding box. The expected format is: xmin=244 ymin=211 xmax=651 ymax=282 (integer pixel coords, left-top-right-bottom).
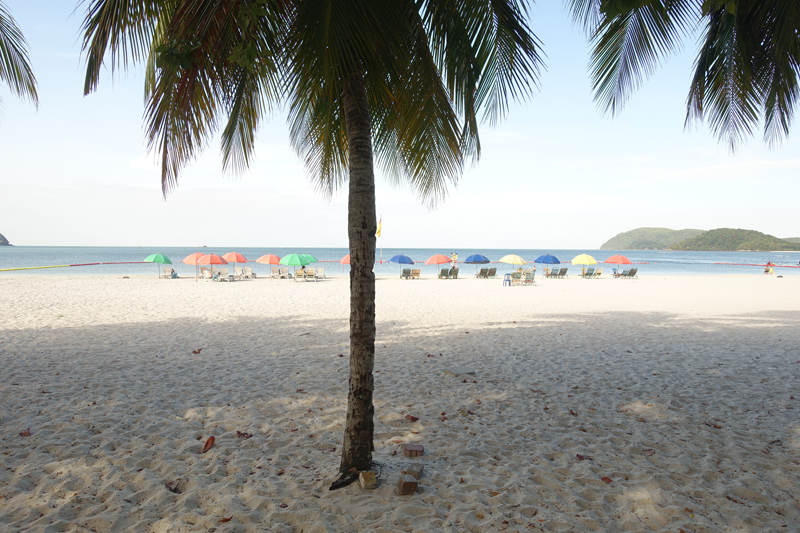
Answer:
xmin=1 ymin=274 xmax=799 ymax=532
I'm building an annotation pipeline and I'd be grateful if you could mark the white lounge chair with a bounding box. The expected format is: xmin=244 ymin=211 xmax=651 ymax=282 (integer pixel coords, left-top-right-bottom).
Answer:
xmin=243 ymin=267 xmax=255 ymax=279
xmin=315 ymin=267 xmax=326 ymax=279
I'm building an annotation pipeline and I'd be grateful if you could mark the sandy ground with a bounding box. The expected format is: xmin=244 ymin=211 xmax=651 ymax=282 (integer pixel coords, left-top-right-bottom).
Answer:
xmin=0 ymin=272 xmax=798 ymax=533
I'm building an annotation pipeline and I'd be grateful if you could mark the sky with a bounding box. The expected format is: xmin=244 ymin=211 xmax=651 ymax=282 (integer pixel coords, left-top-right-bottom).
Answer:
xmin=1 ymin=1 xmax=798 ymax=249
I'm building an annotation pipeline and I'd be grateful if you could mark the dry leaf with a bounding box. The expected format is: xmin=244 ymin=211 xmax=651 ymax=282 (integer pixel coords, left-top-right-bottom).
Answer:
xmin=569 ymin=410 xmax=578 ymax=416
xmin=576 ymin=454 xmax=593 ymax=461
xmin=296 ymin=389 xmax=305 ymax=393
xmin=279 ymin=503 xmax=288 ymax=508
xmin=643 ymin=448 xmax=655 ymax=456
xmin=236 ymin=431 xmax=253 ymax=439
xmin=277 ymin=469 xmax=285 ymax=476
xmin=291 ymin=428 xmax=298 ymax=432
xmin=201 ymin=436 xmax=215 ymax=453
xmin=391 ymin=450 xmax=397 ymax=456
xmin=19 ymin=428 xmax=31 ymax=437
xmin=219 ymin=516 xmax=233 ymax=523
xmin=459 ymin=477 xmax=464 ymax=483
xmin=405 ymin=414 xmax=419 ymax=422
xmin=192 ymin=348 xmax=203 ymax=355
xmin=476 ymin=514 xmax=483 ymax=519
xmin=601 ymin=476 xmax=613 ymax=483
xmin=490 ymin=491 xmax=500 ymax=496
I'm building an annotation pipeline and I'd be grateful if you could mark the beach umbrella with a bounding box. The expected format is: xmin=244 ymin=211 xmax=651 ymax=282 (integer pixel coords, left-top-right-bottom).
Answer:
xmin=144 ymin=253 xmax=172 ymax=277
xmin=572 ymin=253 xmax=597 ymax=276
xmin=604 ymin=254 xmax=631 ymax=276
xmin=256 ymin=254 xmax=281 ymax=265
xmin=425 ymin=254 xmax=451 ymax=265
xmin=340 ymin=254 xmax=351 ymax=264
xmin=463 ymin=254 xmax=490 ymax=264
xmin=388 ymin=254 xmax=414 ymax=264
xmin=197 ymin=254 xmax=228 ymax=265
xmin=222 ymin=252 xmax=248 ymax=264
xmin=183 ymin=252 xmax=206 ymax=279
xmin=280 ymin=253 xmax=310 ymax=279
xmin=533 ymin=254 xmax=560 ymax=264
xmin=499 ymin=254 xmax=527 ymax=265
xmin=302 ymin=254 xmax=318 ymax=263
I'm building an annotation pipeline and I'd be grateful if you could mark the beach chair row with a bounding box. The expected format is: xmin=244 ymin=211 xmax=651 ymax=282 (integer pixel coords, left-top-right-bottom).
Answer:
xmin=199 ymin=266 xmax=256 ymax=281
xmin=400 ymin=268 xmax=421 ymax=279
xmin=613 ymin=268 xmax=638 ymax=279
xmin=507 ymin=269 xmax=536 ymax=286
xmin=580 ymin=267 xmax=604 ymax=279
xmin=438 ymin=268 xmax=459 ymax=279
xmin=544 ymin=267 xmax=568 ymax=278
xmin=267 ymin=266 xmax=326 ymax=281
xmin=475 ymin=267 xmax=498 ymax=278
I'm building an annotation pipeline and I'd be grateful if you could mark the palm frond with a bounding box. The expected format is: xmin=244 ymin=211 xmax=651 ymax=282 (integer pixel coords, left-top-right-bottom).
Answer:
xmin=0 ymin=1 xmax=38 ymax=107
xmin=584 ymin=0 xmax=696 ymax=116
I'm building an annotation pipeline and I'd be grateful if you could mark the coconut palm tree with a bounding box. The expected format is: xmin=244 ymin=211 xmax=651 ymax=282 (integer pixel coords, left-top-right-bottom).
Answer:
xmin=568 ymin=0 xmax=799 ymax=150
xmin=80 ymin=0 xmax=542 ymax=487
xmin=0 ymin=1 xmax=38 ymax=112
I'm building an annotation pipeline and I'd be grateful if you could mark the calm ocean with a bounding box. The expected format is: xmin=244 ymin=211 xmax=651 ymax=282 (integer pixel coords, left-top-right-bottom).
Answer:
xmin=1 ymin=246 xmax=799 ymax=276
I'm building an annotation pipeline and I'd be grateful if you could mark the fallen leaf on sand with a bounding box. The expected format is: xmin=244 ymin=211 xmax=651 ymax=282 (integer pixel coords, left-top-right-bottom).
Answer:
xmin=441 ymin=416 xmax=448 ymax=421
xmin=192 ymin=348 xmax=203 ymax=355
xmin=601 ymin=476 xmax=613 ymax=483
xmin=19 ymin=428 xmax=31 ymax=437
xmin=236 ymin=431 xmax=253 ymax=439
xmin=427 ymin=354 xmax=434 ymax=357
xmin=277 ymin=469 xmax=285 ymax=476
xmin=337 ymin=354 xmax=344 ymax=357
xmin=219 ymin=516 xmax=233 ymax=523
xmin=201 ymin=436 xmax=215 ymax=453
xmin=490 ymin=491 xmax=501 ymax=496
xmin=569 ymin=410 xmax=578 ymax=416
xmin=576 ymin=454 xmax=593 ymax=461
xmin=279 ymin=503 xmax=288 ymax=508
xmin=296 ymin=389 xmax=305 ymax=393
xmin=643 ymin=448 xmax=655 ymax=456
xmin=460 ymin=477 xmax=464 ymax=483
xmin=475 ymin=399 xmax=482 ymax=405
xmin=391 ymin=450 xmax=397 ymax=456
xmin=291 ymin=428 xmax=299 ymax=432
xmin=405 ymin=414 xmax=419 ymax=421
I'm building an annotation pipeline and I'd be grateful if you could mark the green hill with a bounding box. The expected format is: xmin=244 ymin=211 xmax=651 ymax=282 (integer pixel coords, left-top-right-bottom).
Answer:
xmin=0 ymin=233 xmax=10 ymax=246
xmin=600 ymin=227 xmax=705 ymax=250
xmin=669 ymin=228 xmax=796 ymax=251
xmin=782 ymin=237 xmax=800 ymax=244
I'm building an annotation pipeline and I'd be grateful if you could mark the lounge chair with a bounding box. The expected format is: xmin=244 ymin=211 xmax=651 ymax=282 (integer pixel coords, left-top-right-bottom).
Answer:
xmin=511 ymin=271 xmax=522 ymax=285
xmin=202 ymin=270 xmax=213 ymax=281
xmin=219 ymin=268 xmax=231 ymax=281
xmin=243 ymin=267 xmax=255 ymax=279
xmin=307 ymin=267 xmax=317 ymax=281
xmin=614 ymin=268 xmax=631 ymax=278
xmin=439 ymin=268 xmax=449 ymax=279
xmin=315 ymin=267 xmax=326 ymax=279
xmin=523 ymin=270 xmax=536 ymax=285
xmin=161 ymin=266 xmax=172 ymax=279
xmin=270 ymin=266 xmax=280 ymax=279
xmin=624 ymin=268 xmax=638 ymax=278
xmin=557 ymin=267 xmax=568 ymax=278
xmin=449 ymin=268 xmax=459 ymax=279
xmin=401 ymin=268 xmax=411 ymax=279
xmin=582 ymin=267 xmax=595 ymax=279
xmin=592 ymin=268 xmax=603 ymax=278
xmin=234 ymin=267 xmax=244 ymax=280
xmin=487 ymin=267 xmax=497 ymax=278
xmin=411 ymin=268 xmax=420 ymax=279
xmin=280 ymin=267 xmax=290 ymax=279
xmin=476 ymin=268 xmax=489 ymax=279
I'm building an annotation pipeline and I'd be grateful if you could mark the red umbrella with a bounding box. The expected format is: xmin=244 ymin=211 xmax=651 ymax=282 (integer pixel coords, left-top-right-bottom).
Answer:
xmin=340 ymin=254 xmax=351 ymax=264
xmin=256 ymin=254 xmax=281 ymax=265
xmin=424 ymin=254 xmax=451 ymax=266
xmin=604 ymin=255 xmax=631 ymax=264
xmin=183 ymin=252 xmax=207 ymax=279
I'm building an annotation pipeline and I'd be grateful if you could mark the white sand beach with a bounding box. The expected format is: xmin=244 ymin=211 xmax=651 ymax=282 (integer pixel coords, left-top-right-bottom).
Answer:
xmin=1 ymin=273 xmax=798 ymax=532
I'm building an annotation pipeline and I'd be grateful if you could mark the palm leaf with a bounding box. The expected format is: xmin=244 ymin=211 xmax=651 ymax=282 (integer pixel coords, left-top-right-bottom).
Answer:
xmin=0 ymin=1 xmax=38 ymax=108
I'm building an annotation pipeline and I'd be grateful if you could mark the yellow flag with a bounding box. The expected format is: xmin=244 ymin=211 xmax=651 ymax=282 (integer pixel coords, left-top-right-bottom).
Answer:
xmin=376 ymin=217 xmax=382 ymax=238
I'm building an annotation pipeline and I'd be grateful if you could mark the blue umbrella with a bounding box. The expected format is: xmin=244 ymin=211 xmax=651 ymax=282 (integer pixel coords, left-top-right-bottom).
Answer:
xmin=388 ymin=254 xmax=414 ymax=264
xmin=534 ymin=254 xmax=560 ymax=264
xmin=464 ymin=254 xmax=490 ymax=264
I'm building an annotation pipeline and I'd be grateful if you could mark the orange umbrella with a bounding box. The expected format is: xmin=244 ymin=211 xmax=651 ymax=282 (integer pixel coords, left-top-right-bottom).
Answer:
xmin=197 ymin=254 xmax=228 ymax=265
xmin=604 ymin=254 xmax=631 ymax=264
xmin=340 ymin=254 xmax=351 ymax=264
xmin=183 ymin=252 xmax=206 ymax=279
xmin=222 ymin=252 xmax=247 ymax=264
xmin=256 ymin=254 xmax=281 ymax=265
xmin=424 ymin=254 xmax=451 ymax=266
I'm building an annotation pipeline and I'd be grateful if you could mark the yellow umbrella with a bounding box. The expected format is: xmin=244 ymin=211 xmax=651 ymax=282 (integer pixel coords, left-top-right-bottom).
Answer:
xmin=572 ymin=253 xmax=597 ymax=277
xmin=499 ymin=254 xmax=527 ymax=265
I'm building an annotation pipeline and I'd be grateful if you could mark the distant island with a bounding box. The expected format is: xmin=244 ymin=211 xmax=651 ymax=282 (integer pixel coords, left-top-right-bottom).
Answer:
xmin=669 ymin=228 xmax=797 ymax=251
xmin=0 ymin=233 xmax=11 ymax=246
xmin=600 ymin=228 xmax=704 ymax=250
xmin=602 ymin=227 xmax=799 ymax=251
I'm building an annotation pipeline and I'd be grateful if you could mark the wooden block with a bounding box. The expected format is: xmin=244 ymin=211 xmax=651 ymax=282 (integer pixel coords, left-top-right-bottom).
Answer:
xmin=397 ymin=474 xmax=418 ymax=495
xmin=359 ymin=471 xmax=377 ymax=490
xmin=403 ymin=444 xmax=424 ymax=457
xmin=407 ymin=463 xmax=424 ymax=480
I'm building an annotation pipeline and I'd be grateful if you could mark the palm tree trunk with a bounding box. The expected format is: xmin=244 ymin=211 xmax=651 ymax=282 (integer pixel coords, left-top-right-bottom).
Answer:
xmin=335 ymin=66 xmax=376 ymax=483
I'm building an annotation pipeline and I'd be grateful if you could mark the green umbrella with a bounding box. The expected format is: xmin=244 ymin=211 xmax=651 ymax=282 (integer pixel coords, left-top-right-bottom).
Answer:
xmin=144 ymin=253 xmax=172 ymax=278
xmin=280 ymin=253 xmax=310 ymax=281
xmin=302 ymin=254 xmax=318 ymax=263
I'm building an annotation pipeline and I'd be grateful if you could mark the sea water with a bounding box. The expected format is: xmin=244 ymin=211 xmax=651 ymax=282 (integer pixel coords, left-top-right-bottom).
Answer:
xmin=1 ymin=246 xmax=798 ymax=277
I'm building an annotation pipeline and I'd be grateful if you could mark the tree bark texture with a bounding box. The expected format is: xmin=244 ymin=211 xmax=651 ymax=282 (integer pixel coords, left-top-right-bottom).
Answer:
xmin=339 ymin=66 xmax=376 ymax=474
